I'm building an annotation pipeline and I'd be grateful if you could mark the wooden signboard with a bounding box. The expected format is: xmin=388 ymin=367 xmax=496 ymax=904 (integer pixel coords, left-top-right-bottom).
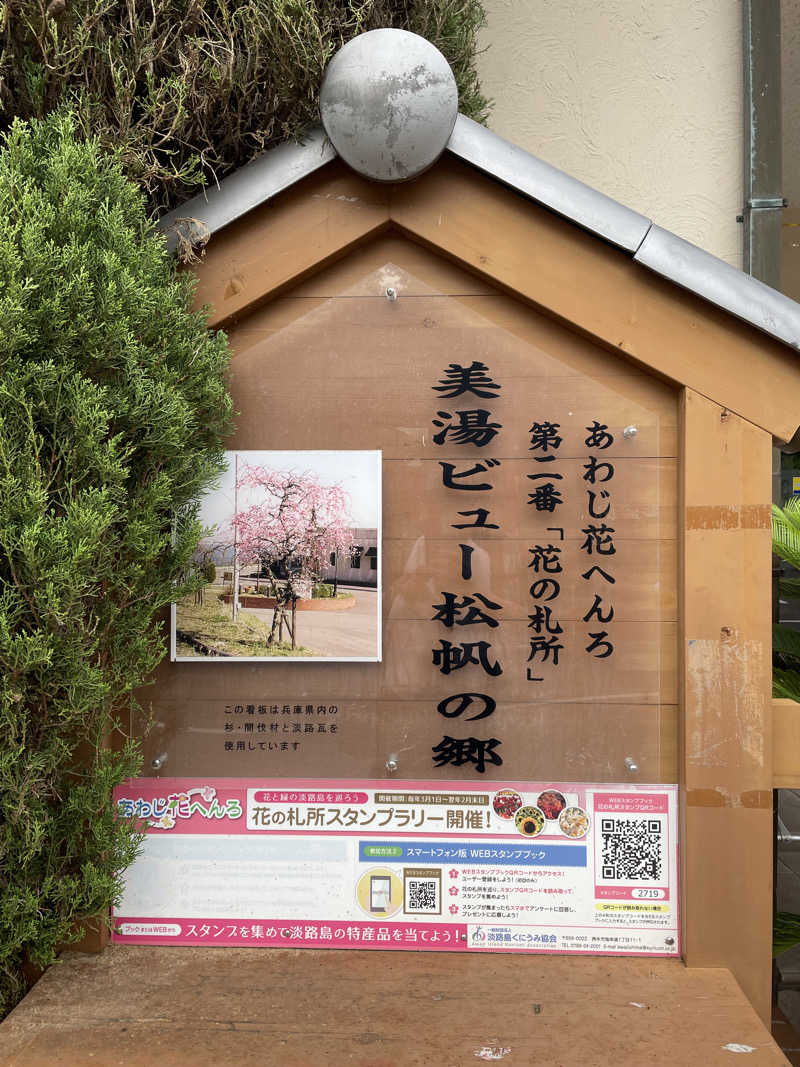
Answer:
xmin=125 ymin=158 xmax=793 ymax=1020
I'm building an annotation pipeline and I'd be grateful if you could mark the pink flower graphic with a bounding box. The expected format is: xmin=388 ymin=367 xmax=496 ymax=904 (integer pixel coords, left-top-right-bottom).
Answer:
xmin=449 ymin=904 xmax=460 ymax=915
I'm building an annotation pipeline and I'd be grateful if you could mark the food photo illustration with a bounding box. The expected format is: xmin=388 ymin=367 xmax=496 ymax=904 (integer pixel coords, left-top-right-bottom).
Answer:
xmin=492 ymin=788 xmax=590 ymax=839
xmin=537 ymin=790 xmax=567 ymax=820
xmin=559 ymin=806 xmax=590 ymax=839
xmin=492 ymin=790 xmax=523 ymax=819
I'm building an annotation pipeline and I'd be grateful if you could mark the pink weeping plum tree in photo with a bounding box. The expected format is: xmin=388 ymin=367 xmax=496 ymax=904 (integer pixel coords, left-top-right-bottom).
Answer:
xmin=233 ymin=463 xmax=354 ymax=646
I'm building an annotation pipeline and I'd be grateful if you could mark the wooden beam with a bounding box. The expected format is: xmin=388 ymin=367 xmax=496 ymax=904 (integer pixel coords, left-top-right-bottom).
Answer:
xmin=191 ymin=162 xmax=390 ymax=328
xmin=389 ymin=158 xmax=800 ymax=442
xmin=680 ymin=388 xmax=773 ymax=1023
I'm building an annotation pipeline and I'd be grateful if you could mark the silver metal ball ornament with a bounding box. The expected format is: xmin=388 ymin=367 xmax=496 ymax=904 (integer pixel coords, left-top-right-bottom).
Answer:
xmin=320 ymin=29 xmax=458 ymax=182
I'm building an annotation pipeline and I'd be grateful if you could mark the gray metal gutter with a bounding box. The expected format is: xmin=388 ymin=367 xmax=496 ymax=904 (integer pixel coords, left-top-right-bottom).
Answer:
xmin=156 ymin=112 xmax=800 ymax=353
xmin=743 ymin=0 xmax=783 ymax=290
xmin=742 ymin=1 xmax=785 ymax=620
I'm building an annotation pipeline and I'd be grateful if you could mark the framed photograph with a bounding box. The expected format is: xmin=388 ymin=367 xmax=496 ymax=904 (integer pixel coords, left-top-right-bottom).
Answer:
xmin=171 ymin=450 xmax=381 ymax=662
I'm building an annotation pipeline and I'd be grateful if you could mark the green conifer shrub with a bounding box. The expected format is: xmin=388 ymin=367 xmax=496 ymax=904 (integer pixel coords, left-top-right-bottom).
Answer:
xmin=0 ymin=0 xmax=490 ymax=215
xmin=0 ymin=112 xmax=232 ymax=1017
xmin=773 ymin=498 xmax=800 ymax=700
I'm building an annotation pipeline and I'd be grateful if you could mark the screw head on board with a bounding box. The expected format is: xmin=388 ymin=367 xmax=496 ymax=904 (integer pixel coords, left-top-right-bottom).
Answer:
xmin=320 ymin=29 xmax=458 ymax=182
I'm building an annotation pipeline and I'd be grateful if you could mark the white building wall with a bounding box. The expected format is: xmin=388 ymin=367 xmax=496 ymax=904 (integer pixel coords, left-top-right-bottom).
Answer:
xmin=477 ymin=0 xmax=743 ymax=266
xmin=321 ymin=528 xmax=378 ymax=587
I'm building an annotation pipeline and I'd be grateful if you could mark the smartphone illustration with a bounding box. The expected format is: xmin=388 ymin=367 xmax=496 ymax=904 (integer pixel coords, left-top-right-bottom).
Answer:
xmin=370 ymin=875 xmax=391 ymax=912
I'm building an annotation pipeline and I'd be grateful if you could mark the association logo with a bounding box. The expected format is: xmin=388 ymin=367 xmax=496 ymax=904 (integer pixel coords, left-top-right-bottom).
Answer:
xmin=116 ymin=785 xmax=242 ymax=828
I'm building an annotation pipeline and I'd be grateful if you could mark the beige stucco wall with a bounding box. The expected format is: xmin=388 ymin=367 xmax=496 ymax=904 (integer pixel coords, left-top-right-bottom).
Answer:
xmin=477 ymin=1 xmax=743 ymax=266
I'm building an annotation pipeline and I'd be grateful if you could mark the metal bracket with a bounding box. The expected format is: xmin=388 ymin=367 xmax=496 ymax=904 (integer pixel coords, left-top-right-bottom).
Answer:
xmin=746 ymin=197 xmax=787 ymax=210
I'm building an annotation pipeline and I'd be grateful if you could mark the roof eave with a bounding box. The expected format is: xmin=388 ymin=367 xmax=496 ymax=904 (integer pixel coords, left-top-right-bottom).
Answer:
xmin=446 ymin=114 xmax=652 ymax=253
xmin=158 ymin=128 xmax=336 ymax=254
xmin=635 ymin=224 xmax=800 ymax=352
xmin=157 ymin=115 xmax=800 ymax=353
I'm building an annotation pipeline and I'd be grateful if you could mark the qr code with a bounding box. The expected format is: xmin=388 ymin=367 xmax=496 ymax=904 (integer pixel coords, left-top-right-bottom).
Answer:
xmin=600 ymin=817 xmax=663 ymax=881
xmin=407 ymin=879 xmax=438 ymax=912
xmin=404 ymin=868 xmax=441 ymax=914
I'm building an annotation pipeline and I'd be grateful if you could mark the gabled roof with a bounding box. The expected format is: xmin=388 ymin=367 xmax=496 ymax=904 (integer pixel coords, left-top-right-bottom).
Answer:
xmin=159 ymin=114 xmax=800 ymax=353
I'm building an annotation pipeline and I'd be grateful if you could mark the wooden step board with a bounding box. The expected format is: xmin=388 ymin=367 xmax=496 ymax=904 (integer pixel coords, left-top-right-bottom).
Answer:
xmin=0 ymin=947 xmax=788 ymax=1066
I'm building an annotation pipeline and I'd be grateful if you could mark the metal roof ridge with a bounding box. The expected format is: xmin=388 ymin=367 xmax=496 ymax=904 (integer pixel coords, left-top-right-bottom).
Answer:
xmin=446 ymin=114 xmax=652 ymax=253
xmin=158 ymin=127 xmax=335 ymax=253
xmin=446 ymin=114 xmax=800 ymax=351
xmin=635 ymin=225 xmax=800 ymax=350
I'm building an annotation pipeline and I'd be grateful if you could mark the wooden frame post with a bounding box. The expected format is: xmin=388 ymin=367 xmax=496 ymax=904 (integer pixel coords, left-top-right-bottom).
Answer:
xmin=681 ymin=388 xmax=774 ymax=1021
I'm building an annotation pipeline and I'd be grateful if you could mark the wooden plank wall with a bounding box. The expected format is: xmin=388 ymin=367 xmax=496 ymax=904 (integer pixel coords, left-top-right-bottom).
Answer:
xmin=143 ymin=237 xmax=679 ymax=789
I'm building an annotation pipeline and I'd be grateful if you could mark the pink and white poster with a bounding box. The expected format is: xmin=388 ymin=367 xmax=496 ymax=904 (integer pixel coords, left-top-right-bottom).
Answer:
xmin=112 ymin=778 xmax=679 ymax=956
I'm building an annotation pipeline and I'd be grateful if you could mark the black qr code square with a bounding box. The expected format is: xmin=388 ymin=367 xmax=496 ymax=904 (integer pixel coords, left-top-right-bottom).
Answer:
xmin=406 ymin=879 xmax=439 ymax=914
xmin=600 ymin=817 xmax=663 ymax=881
